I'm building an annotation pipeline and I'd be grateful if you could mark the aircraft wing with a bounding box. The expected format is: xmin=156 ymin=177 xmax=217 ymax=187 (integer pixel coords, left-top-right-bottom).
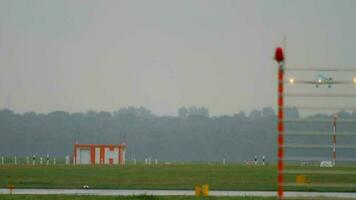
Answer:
xmin=331 ymin=81 xmax=352 ymax=84
xmin=289 ymin=80 xmax=353 ymax=84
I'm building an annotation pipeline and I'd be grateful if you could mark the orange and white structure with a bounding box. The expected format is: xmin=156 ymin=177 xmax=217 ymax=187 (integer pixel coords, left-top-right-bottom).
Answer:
xmin=74 ymin=143 xmax=127 ymax=165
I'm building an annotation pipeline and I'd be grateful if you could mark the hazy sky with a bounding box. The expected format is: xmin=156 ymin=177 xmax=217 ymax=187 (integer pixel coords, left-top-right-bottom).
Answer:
xmin=0 ymin=0 xmax=356 ymax=116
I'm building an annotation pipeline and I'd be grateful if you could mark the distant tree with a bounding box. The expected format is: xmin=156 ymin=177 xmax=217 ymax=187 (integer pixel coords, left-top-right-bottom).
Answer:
xmin=262 ymin=107 xmax=275 ymax=117
xmin=351 ymin=110 xmax=356 ymax=118
xmin=2 ymin=106 xmax=353 ymax=162
xmin=0 ymin=109 xmax=14 ymax=116
xmin=234 ymin=111 xmax=246 ymax=119
xmin=249 ymin=109 xmax=262 ymax=119
xmin=116 ymin=107 xmax=137 ymax=117
xmin=337 ymin=110 xmax=351 ymax=118
xmin=284 ymin=107 xmax=300 ymax=119
xmin=86 ymin=110 xmax=98 ymax=118
xmin=187 ymin=106 xmax=209 ymax=117
xmin=188 ymin=106 xmax=198 ymax=116
xmin=178 ymin=107 xmax=188 ymax=118
xmin=197 ymin=107 xmax=209 ymax=117
xmin=137 ymin=107 xmax=153 ymax=118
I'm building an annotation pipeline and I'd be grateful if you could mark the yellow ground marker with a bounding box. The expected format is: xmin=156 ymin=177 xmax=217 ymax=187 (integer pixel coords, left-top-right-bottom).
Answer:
xmin=195 ymin=185 xmax=202 ymax=196
xmin=202 ymin=184 xmax=209 ymax=196
xmin=296 ymin=174 xmax=307 ymax=185
xmin=195 ymin=184 xmax=209 ymax=196
xmin=7 ymin=184 xmax=15 ymax=194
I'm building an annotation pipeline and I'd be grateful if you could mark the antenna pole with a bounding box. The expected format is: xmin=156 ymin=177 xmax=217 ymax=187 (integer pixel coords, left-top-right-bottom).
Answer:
xmin=275 ymin=47 xmax=285 ymax=199
xmin=332 ymin=114 xmax=337 ymax=166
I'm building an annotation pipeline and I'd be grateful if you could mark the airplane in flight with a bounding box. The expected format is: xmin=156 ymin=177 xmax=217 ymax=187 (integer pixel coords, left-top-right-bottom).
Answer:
xmin=315 ymin=74 xmax=333 ymax=88
xmin=288 ymin=74 xmax=334 ymax=88
xmin=288 ymin=75 xmax=356 ymax=87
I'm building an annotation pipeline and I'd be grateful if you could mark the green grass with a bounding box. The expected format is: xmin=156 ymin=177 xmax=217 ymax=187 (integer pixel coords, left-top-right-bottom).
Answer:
xmin=1 ymin=164 xmax=356 ymax=192
xmin=284 ymin=164 xmax=356 ymax=192
xmin=1 ymin=195 xmax=354 ymax=200
xmin=0 ymin=164 xmax=276 ymax=191
xmin=0 ymin=195 xmax=276 ymax=200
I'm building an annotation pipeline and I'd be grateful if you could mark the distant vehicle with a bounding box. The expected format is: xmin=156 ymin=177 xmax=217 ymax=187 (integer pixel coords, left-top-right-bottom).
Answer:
xmin=320 ymin=161 xmax=334 ymax=168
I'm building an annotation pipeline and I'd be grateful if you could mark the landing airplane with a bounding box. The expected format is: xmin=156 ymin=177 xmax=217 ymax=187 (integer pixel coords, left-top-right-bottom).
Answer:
xmin=288 ymin=75 xmax=355 ymax=87
xmin=293 ymin=74 xmax=334 ymax=88
xmin=315 ymin=74 xmax=333 ymax=88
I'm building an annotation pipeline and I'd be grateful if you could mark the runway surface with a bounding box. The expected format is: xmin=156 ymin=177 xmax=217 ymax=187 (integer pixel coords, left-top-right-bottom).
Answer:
xmin=1 ymin=188 xmax=356 ymax=198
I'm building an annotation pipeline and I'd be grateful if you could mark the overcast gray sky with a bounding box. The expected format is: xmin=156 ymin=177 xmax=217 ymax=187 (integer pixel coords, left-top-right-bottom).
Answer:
xmin=0 ymin=0 xmax=356 ymax=116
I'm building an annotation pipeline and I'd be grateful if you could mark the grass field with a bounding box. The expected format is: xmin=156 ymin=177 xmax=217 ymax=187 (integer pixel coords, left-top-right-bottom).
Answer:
xmin=1 ymin=195 xmax=355 ymax=200
xmin=1 ymin=163 xmax=356 ymax=192
xmin=0 ymin=195 xmax=277 ymax=200
xmin=0 ymin=164 xmax=276 ymax=191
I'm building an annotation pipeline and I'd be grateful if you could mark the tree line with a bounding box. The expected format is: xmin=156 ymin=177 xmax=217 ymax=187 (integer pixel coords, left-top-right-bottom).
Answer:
xmin=0 ymin=106 xmax=355 ymax=162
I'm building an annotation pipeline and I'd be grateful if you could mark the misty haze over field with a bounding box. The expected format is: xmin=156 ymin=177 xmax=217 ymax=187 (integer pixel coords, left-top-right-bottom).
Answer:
xmin=1 ymin=1 xmax=356 ymax=161
xmin=1 ymin=0 xmax=356 ymax=115
xmin=1 ymin=107 xmax=356 ymax=161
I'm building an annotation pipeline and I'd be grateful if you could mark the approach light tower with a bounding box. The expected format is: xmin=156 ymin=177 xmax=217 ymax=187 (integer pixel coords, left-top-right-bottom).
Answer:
xmin=332 ymin=114 xmax=337 ymax=166
xmin=274 ymin=47 xmax=285 ymax=199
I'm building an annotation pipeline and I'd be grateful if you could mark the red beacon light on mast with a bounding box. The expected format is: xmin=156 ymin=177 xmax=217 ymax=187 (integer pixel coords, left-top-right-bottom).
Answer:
xmin=274 ymin=47 xmax=284 ymax=63
xmin=275 ymin=46 xmax=285 ymax=199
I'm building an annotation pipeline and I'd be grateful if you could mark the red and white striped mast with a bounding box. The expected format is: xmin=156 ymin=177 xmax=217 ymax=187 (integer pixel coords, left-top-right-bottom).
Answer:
xmin=275 ymin=47 xmax=285 ymax=199
xmin=332 ymin=114 xmax=337 ymax=166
